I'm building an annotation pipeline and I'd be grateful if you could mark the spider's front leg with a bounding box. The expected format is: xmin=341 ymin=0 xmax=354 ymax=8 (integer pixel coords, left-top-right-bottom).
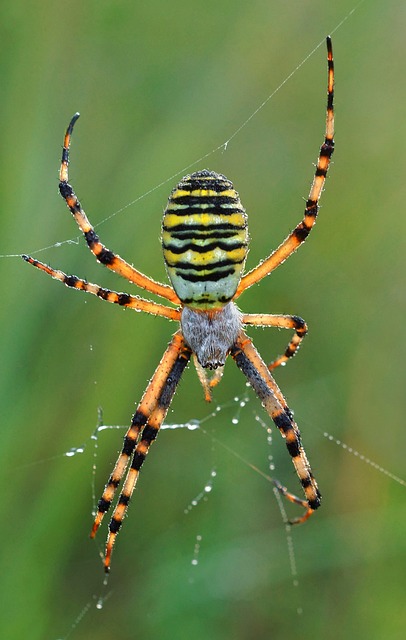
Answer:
xmin=230 ymin=332 xmax=321 ymax=523
xmin=58 ymin=113 xmax=180 ymax=304
xmin=242 ymin=313 xmax=308 ymax=370
xmin=234 ymin=36 xmax=334 ymax=298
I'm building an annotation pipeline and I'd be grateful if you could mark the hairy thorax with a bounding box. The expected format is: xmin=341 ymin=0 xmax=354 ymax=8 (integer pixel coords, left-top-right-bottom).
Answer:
xmin=181 ymin=302 xmax=242 ymax=369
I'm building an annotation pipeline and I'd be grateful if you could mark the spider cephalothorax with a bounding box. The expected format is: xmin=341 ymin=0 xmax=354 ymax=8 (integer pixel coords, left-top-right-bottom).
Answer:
xmin=181 ymin=302 xmax=242 ymax=369
xmin=23 ymin=38 xmax=334 ymax=573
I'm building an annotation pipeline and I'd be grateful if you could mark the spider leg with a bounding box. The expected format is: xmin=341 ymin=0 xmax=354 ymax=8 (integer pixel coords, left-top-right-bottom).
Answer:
xmin=91 ymin=332 xmax=191 ymax=572
xmin=242 ymin=313 xmax=307 ymax=370
xmin=235 ymin=37 xmax=334 ymax=298
xmin=230 ymin=331 xmax=321 ymax=523
xmin=58 ymin=113 xmax=180 ymax=305
xmin=22 ymin=255 xmax=181 ymax=321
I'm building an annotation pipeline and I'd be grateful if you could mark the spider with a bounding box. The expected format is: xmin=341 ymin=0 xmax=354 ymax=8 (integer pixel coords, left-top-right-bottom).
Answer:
xmin=23 ymin=37 xmax=334 ymax=573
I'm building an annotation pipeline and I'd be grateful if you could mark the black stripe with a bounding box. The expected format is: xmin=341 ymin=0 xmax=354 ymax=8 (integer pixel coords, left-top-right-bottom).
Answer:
xmin=170 ymin=195 xmax=239 ymax=207
xmin=65 ymin=275 xmax=79 ymax=287
xmin=97 ymin=497 xmax=111 ymax=513
xmin=131 ymin=451 xmax=145 ymax=471
xmin=118 ymin=293 xmax=131 ymax=306
xmin=304 ymin=203 xmax=318 ymax=218
xmin=292 ymin=315 xmax=307 ymax=333
xmin=108 ymin=476 xmax=120 ymax=488
xmin=59 ymin=181 xmax=74 ymax=199
xmin=176 ymin=177 xmax=232 ymax=192
xmin=163 ymin=240 xmax=247 ymax=254
xmin=96 ymin=287 xmax=109 ymax=300
xmin=141 ymin=425 xmax=158 ymax=443
xmin=84 ymin=228 xmax=98 ymax=244
xmin=181 ymin=294 xmax=232 ymax=304
xmin=131 ymin=410 xmax=149 ymax=428
xmin=321 ymin=139 xmax=334 ymax=156
xmin=109 ymin=517 xmax=122 ymax=534
xmin=168 ymin=230 xmax=242 ymax=241
xmin=273 ymin=411 xmax=293 ymax=433
xmin=176 ymin=268 xmax=235 ymax=283
xmin=97 ymin=248 xmax=115 ymax=265
xmin=327 ymin=88 xmax=334 ymax=111
xmin=158 ymin=353 xmax=190 ymax=407
xmin=122 ymin=435 xmax=137 ymax=456
xmin=167 ymin=257 xmax=244 ymax=271
xmin=293 ymin=226 xmax=311 ymax=242
xmin=287 ymin=440 xmax=301 ymax=458
xmin=164 ymin=206 xmax=244 ymax=217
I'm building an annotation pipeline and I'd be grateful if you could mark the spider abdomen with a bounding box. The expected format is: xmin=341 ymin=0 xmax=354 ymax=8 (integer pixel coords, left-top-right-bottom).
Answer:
xmin=162 ymin=170 xmax=248 ymax=309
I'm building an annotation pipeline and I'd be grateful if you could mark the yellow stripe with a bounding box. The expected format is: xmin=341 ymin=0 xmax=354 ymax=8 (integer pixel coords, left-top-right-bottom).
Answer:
xmin=163 ymin=212 xmax=246 ymax=228
xmin=164 ymin=246 xmax=247 ymax=268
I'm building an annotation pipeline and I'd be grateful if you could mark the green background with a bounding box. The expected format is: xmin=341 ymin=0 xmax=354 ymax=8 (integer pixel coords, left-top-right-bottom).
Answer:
xmin=1 ymin=1 xmax=405 ymax=638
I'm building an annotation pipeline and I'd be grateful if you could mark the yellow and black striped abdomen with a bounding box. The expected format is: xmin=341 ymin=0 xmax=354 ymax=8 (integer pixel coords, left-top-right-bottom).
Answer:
xmin=162 ymin=171 xmax=248 ymax=309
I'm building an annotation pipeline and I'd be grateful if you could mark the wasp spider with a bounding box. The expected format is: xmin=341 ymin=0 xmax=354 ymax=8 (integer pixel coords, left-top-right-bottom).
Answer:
xmin=23 ymin=38 xmax=334 ymax=573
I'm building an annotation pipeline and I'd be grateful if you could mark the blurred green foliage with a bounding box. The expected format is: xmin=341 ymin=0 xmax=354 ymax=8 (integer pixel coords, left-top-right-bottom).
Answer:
xmin=1 ymin=1 xmax=405 ymax=639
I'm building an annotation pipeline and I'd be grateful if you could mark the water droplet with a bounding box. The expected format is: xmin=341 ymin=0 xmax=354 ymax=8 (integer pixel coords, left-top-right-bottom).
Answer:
xmin=65 ymin=446 xmax=84 ymax=457
xmin=187 ymin=420 xmax=200 ymax=431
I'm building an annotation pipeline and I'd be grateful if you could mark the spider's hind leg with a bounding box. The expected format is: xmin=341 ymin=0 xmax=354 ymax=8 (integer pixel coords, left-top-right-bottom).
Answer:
xmin=230 ymin=332 xmax=321 ymax=523
xmin=242 ymin=313 xmax=308 ymax=370
xmin=91 ymin=332 xmax=191 ymax=572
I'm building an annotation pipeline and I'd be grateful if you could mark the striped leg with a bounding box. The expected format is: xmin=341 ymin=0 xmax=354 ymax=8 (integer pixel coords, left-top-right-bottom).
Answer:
xmin=230 ymin=332 xmax=321 ymax=522
xmin=58 ymin=113 xmax=180 ymax=304
xmin=22 ymin=255 xmax=180 ymax=321
xmin=242 ymin=313 xmax=307 ymax=370
xmin=91 ymin=333 xmax=190 ymax=564
xmin=235 ymin=36 xmax=334 ymax=298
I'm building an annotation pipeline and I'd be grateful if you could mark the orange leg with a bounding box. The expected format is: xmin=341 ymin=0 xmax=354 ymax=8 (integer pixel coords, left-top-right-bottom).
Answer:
xmin=90 ymin=332 xmax=191 ymax=572
xmin=235 ymin=37 xmax=334 ymax=298
xmin=230 ymin=331 xmax=320 ymax=523
xmin=242 ymin=313 xmax=307 ymax=369
xmin=59 ymin=113 xmax=180 ymax=304
xmin=22 ymin=255 xmax=181 ymax=321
